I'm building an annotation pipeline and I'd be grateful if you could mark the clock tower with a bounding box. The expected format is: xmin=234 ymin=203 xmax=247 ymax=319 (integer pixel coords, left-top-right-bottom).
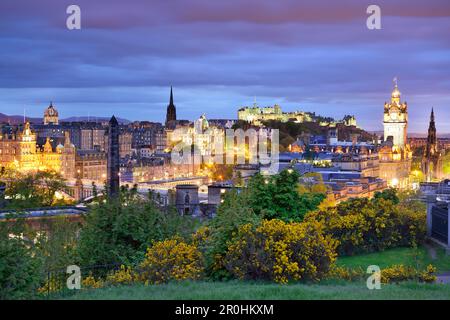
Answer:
xmin=44 ymin=102 xmax=59 ymax=125
xmin=383 ymin=79 xmax=408 ymax=147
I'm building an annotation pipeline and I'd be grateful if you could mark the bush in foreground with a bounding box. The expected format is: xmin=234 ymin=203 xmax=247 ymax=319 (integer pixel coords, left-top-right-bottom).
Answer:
xmin=305 ymin=190 xmax=426 ymax=256
xmin=139 ymin=238 xmax=204 ymax=284
xmin=0 ymin=221 xmax=41 ymax=299
xmin=225 ymin=219 xmax=338 ymax=284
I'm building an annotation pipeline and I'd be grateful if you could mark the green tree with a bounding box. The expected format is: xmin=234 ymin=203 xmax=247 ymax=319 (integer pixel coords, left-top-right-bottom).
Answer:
xmin=247 ymin=170 xmax=325 ymax=222
xmin=3 ymin=170 xmax=67 ymax=208
xmin=205 ymin=189 xmax=260 ymax=279
xmin=77 ymin=187 xmax=197 ymax=266
xmin=374 ymin=188 xmax=400 ymax=205
xmin=35 ymin=217 xmax=81 ymax=272
xmin=0 ymin=218 xmax=42 ymax=299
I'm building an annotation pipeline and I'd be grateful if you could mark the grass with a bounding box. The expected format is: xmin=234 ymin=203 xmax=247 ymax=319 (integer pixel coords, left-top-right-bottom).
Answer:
xmin=65 ymin=280 xmax=450 ymax=300
xmin=336 ymin=245 xmax=450 ymax=272
xmin=64 ymin=245 xmax=450 ymax=300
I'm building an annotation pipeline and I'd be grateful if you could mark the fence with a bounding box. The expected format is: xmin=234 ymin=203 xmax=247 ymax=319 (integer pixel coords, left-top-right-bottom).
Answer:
xmin=40 ymin=263 xmax=122 ymax=299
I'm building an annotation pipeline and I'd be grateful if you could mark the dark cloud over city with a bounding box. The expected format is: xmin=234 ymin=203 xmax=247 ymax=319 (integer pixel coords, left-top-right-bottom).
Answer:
xmin=0 ymin=0 xmax=449 ymax=132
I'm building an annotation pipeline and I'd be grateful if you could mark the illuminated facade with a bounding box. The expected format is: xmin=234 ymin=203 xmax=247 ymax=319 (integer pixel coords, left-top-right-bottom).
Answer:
xmin=43 ymin=103 xmax=59 ymax=125
xmin=379 ymin=80 xmax=412 ymax=188
xmin=0 ymin=122 xmax=75 ymax=175
xmin=168 ymin=114 xmax=225 ymax=157
xmin=383 ymin=81 xmax=408 ymax=147
xmin=238 ymin=104 xmax=312 ymax=126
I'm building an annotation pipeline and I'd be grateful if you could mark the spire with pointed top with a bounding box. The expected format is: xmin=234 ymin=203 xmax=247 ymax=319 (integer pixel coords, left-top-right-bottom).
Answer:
xmin=430 ymin=107 xmax=435 ymax=123
xmin=165 ymin=86 xmax=177 ymax=126
xmin=110 ymin=115 xmax=118 ymax=126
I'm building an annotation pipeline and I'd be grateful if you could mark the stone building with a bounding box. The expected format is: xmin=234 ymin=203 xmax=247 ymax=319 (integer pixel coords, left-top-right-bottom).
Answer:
xmin=175 ymin=184 xmax=200 ymax=215
xmin=43 ymin=102 xmax=59 ymax=125
xmin=238 ymin=104 xmax=312 ymax=126
xmin=75 ymin=149 xmax=107 ymax=183
xmin=104 ymin=128 xmax=133 ymax=159
xmin=0 ymin=122 xmax=75 ymax=174
xmin=378 ymin=80 xmax=412 ymax=188
xmin=59 ymin=132 xmax=76 ymax=180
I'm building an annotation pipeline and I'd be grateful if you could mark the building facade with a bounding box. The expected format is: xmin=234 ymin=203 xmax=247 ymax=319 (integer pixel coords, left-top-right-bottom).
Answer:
xmin=379 ymin=80 xmax=412 ymax=188
xmin=0 ymin=122 xmax=75 ymax=174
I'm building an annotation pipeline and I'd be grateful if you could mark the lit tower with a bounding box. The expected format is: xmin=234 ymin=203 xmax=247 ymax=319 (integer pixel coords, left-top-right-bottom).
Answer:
xmin=383 ymin=78 xmax=408 ymax=147
xmin=107 ymin=115 xmax=120 ymax=198
xmin=44 ymin=102 xmax=59 ymax=125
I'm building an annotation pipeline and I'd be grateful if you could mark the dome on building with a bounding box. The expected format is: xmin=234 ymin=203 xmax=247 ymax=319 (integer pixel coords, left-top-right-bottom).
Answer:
xmin=44 ymin=103 xmax=58 ymax=117
xmin=392 ymin=86 xmax=401 ymax=98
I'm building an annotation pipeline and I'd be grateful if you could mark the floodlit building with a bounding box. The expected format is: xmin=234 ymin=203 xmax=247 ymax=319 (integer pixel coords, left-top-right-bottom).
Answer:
xmin=0 ymin=122 xmax=75 ymax=174
xmin=378 ymin=80 xmax=412 ymax=188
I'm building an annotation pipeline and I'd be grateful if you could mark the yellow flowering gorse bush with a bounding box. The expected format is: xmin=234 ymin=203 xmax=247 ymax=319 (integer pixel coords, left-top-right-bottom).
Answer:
xmin=82 ymin=275 xmax=104 ymax=289
xmin=106 ymin=265 xmax=138 ymax=286
xmin=381 ymin=264 xmax=436 ymax=284
xmin=305 ymin=197 xmax=426 ymax=255
xmin=139 ymin=238 xmax=204 ymax=284
xmin=225 ymin=219 xmax=338 ymax=284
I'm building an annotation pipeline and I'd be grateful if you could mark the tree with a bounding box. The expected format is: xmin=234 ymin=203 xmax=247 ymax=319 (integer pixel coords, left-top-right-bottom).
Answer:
xmin=246 ymin=170 xmax=325 ymax=222
xmin=208 ymin=164 xmax=234 ymax=182
xmin=35 ymin=216 xmax=81 ymax=272
xmin=3 ymin=170 xmax=67 ymax=208
xmin=77 ymin=187 xmax=197 ymax=266
xmin=374 ymin=188 xmax=400 ymax=205
xmin=205 ymin=189 xmax=260 ymax=279
xmin=0 ymin=218 xmax=42 ymax=299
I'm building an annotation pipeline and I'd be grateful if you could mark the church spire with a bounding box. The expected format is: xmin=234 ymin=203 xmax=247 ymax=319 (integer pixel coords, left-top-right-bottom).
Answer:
xmin=422 ymin=108 xmax=440 ymax=182
xmin=165 ymin=86 xmax=177 ymax=126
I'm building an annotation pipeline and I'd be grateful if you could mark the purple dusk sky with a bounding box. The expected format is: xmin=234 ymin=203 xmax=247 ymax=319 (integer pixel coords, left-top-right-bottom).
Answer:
xmin=0 ymin=0 xmax=449 ymax=133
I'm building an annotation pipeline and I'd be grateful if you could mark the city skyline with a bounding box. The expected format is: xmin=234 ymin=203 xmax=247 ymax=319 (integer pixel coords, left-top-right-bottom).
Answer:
xmin=1 ymin=0 xmax=450 ymax=133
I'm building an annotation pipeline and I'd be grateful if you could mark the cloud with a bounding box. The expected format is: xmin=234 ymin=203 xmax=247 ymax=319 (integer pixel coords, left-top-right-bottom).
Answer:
xmin=0 ymin=0 xmax=449 ymax=133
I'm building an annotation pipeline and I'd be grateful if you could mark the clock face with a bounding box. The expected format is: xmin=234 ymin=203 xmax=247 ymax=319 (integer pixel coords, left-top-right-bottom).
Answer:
xmin=390 ymin=112 xmax=398 ymax=120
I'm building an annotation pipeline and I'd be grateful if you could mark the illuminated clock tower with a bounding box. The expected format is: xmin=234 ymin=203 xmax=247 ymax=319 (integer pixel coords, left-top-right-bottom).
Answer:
xmin=383 ymin=79 xmax=408 ymax=147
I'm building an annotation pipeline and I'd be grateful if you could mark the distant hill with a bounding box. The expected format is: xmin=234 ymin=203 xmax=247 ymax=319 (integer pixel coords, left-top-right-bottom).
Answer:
xmin=369 ymin=131 xmax=450 ymax=139
xmin=0 ymin=113 xmax=42 ymax=124
xmin=408 ymin=133 xmax=450 ymax=139
xmin=0 ymin=113 xmax=130 ymax=125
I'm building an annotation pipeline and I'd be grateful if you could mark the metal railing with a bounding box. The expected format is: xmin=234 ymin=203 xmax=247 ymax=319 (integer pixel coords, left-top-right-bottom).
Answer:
xmin=40 ymin=263 xmax=122 ymax=299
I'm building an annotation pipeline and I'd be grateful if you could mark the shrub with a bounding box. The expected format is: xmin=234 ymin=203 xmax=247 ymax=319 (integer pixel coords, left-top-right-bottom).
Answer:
xmin=82 ymin=275 xmax=104 ymax=289
xmin=305 ymin=191 xmax=426 ymax=255
xmin=204 ymin=189 xmax=260 ymax=279
xmin=78 ymin=187 xmax=197 ymax=266
xmin=246 ymin=170 xmax=326 ymax=222
xmin=326 ymin=266 xmax=365 ymax=282
xmin=0 ymin=219 xmax=42 ymax=300
xmin=380 ymin=264 xmax=436 ymax=284
xmin=225 ymin=219 xmax=338 ymax=284
xmin=106 ymin=265 xmax=137 ymax=286
xmin=418 ymin=265 xmax=437 ymax=283
xmin=139 ymin=238 xmax=204 ymax=284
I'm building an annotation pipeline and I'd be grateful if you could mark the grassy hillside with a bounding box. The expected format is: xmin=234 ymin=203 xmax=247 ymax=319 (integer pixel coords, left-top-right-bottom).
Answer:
xmin=63 ymin=246 xmax=450 ymax=300
xmin=65 ymin=280 xmax=450 ymax=300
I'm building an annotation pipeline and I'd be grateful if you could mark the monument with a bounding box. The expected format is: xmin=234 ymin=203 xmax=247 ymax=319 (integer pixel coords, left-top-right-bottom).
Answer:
xmin=107 ymin=115 xmax=120 ymax=198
